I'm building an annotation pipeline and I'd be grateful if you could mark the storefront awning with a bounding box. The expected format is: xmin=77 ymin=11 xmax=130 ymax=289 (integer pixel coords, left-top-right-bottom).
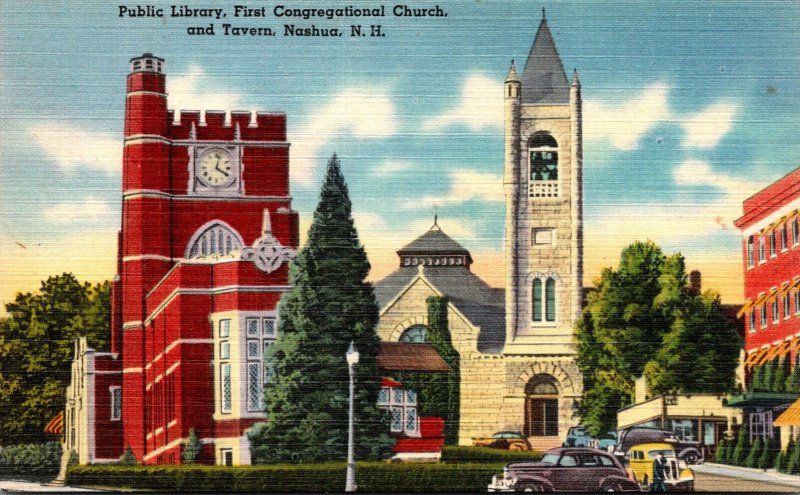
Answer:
xmin=44 ymin=411 xmax=63 ymax=435
xmin=758 ymin=341 xmax=791 ymax=365
xmin=725 ymin=392 xmax=797 ymax=408
xmin=774 ymin=398 xmax=800 ymax=426
xmin=737 ymin=299 xmax=755 ymax=318
xmin=744 ymin=347 xmax=769 ymax=365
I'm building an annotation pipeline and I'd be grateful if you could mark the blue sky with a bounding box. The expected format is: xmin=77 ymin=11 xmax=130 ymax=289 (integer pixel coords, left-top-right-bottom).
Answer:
xmin=1 ymin=0 xmax=799 ymax=309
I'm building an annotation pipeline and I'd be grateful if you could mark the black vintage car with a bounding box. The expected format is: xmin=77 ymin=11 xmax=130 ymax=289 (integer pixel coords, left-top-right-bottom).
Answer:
xmin=488 ymin=447 xmax=640 ymax=492
xmin=615 ymin=427 xmax=704 ymax=465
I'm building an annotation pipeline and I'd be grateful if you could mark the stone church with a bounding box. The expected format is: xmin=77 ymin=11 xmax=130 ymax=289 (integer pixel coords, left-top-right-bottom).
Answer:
xmin=374 ymin=13 xmax=584 ymax=448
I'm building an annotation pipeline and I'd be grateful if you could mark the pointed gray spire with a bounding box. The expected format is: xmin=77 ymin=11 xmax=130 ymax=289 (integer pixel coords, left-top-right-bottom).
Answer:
xmin=505 ymin=60 xmax=520 ymax=82
xmin=520 ymin=16 xmax=570 ymax=104
xmin=571 ymin=68 xmax=581 ymax=87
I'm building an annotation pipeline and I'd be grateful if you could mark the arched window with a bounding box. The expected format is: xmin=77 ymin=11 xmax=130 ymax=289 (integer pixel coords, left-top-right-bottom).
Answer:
xmin=532 ymin=276 xmax=557 ymax=323
xmin=529 ymin=132 xmax=558 ymax=182
xmin=185 ymin=221 xmax=244 ymax=258
xmin=399 ymin=325 xmax=426 ymax=343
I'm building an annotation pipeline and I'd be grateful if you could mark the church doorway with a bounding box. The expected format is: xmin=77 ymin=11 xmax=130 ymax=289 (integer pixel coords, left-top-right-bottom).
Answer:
xmin=523 ymin=374 xmax=559 ymax=437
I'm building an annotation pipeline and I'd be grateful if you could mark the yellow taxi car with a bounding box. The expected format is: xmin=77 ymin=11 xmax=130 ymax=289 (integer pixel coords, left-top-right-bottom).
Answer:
xmin=626 ymin=443 xmax=694 ymax=492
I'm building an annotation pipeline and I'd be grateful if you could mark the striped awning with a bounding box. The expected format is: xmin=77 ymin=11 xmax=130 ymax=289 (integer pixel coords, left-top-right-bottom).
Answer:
xmin=778 ymin=281 xmax=793 ymax=297
xmin=744 ymin=347 xmax=769 ymax=365
xmin=774 ymin=398 xmax=800 ymax=426
xmin=737 ymin=299 xmax=755 ymax=318
xmin=44 ymin=411 xmax=63 ymax=435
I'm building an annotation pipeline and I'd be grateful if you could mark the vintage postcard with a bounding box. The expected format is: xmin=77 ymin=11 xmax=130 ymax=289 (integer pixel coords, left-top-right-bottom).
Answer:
xmin=1 ymin=0 xmax=799 ymax=492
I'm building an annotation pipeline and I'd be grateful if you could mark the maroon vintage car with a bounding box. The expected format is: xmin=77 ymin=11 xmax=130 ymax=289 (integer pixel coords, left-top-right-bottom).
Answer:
xmin=488 ymin=447 xmax=640 ymax=492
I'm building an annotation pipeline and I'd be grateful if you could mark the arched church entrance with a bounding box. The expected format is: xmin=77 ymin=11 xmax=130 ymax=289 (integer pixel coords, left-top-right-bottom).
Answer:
xmin=523 ymin=374 xmax=560 ymax=437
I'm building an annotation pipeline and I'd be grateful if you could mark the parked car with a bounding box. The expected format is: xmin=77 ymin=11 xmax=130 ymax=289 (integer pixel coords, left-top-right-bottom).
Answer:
xmin=562 ymin=426 xmax=595 ymax=447
xmin=473 ymin=431 xmax=532 ymax=451
xmin=597 ymin=431 xmax=618 ymax=452
xmin=488 ymin=447 xmax=640 ymax=492
xmin=626 ymin=443 xmax=694 ymax=491
xmin=616 ymin=427 xmax=703 ymax=465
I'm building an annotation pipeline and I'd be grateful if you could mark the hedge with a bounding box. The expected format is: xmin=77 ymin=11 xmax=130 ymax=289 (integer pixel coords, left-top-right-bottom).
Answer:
xmin=67 ymin=462 xmax=509 ymax=492
xmin=0 ymin=442 xmax=62 ymax=478
xmin=440 ymin=446 xmax=544 ymax=463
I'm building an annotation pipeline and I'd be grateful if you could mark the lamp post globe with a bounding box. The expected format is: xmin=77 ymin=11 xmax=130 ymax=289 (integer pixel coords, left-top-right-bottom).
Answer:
xmin=345 ymin=341 xmax=359 ymax=492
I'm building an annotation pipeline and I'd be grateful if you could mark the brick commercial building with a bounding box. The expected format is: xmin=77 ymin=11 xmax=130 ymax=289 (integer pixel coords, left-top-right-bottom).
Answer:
xmin=732 ymin=166 xmax=800 ymax=448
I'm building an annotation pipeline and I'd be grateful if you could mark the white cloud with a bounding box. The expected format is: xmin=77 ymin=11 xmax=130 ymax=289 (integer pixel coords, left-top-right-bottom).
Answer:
xmin=422 ymin=74 xmax=503 ymax=132
xmin=29 ymin=122 xmax=122 ymax=174
xmin=167 ymin=65 xmax=249 ymax=119
xmin=372 ymin=160 xmax=415 ymax=177
xmin=290 ymin=88 xmax=397 ymax=187
xmin=405 ymin=169 xmax=503 ymax=209
xmin=673 ymin=158 xmax=753 ymax=197
xmin=42 ymin=198 xmax=115 ymax=224
xmin=584 ymin=83 xmax=671 ymax=151
xmin=680 ymin=102 xmax=738 ymax=148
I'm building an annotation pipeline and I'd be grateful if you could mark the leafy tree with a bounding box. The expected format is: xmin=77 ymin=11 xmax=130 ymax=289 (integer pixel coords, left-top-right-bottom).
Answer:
xmin=773 ymin=355 xmax=789 ymax=392
xmin=248 ymin=155 xmax=392 ymax=463
xmin=182 ymin=428 xmax=202 ymax=464
xmin=0 ymin=274 xmax=110 ymax=445
xmin=732 ymin=427 xmax=750 ymax=466
xmin=575 ymin=241 xmax=741 ymax=434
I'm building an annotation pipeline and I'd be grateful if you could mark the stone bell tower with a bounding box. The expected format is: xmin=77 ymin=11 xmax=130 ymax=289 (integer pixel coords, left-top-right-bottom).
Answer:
xmin=504 ymin=12 xmax=583 ymax=355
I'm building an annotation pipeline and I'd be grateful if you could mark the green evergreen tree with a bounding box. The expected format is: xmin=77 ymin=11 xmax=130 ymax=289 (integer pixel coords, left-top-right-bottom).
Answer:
xmin=751 ymin=365 xmax=764 ymax=392
xmin=744 ymin=436 xmax=763 ymax=468
xmin=773 ymin=355 xmax=789 ymax=392
xmin=725 ymin=433 xmax=736 ymax=464
xmin=786 ymin=359 xmax=800 ymax=393
xmin=182 ymin=428 xmax=203 ymax=464
xmin=779 ymin=437 xmax=795 ymax=473
xmin=715 ymin=438 xmax=728 ymax=464
xmin=762 ymin=360 xmax=776 ymax=393
xmin=248 ymin=155 xmax=392 ymax=463
xmin=118 ymin=446 xmax=137 ymax=465
xmin=758 ymin=435 xmax=778 ymax=469
xmin=425 ymin=296 xmax=460 ymax=444
xmin=732 ymin=427 xmax=750 ymax=466
xmin=788 ymin=437 xmax=800 ymax=474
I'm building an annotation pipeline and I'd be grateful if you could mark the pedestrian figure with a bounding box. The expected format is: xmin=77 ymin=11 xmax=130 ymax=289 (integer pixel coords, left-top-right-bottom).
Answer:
xmin=651 ymin=452 xmax=667 ymax=492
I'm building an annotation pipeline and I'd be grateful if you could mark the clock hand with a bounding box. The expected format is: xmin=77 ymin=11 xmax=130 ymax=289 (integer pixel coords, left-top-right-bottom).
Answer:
xmin=215 ymin=162 xmax=230 ymax=177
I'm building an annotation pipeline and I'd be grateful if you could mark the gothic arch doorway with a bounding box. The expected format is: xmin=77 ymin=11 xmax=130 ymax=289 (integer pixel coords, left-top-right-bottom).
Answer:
xmin=523 ymin=374 xmax=559 ymax=437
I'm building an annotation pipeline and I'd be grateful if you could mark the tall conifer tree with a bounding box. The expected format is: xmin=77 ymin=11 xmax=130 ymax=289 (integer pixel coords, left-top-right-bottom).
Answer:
xmin=249 ymin=154 xmax=392 ymax=463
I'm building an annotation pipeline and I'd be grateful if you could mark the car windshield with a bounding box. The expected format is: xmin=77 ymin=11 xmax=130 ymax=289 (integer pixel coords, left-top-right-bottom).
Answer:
xmin=647 ymin=449 xmax=676 ymax=458
xmin=541 ymin=454 xmax=560 ymax=465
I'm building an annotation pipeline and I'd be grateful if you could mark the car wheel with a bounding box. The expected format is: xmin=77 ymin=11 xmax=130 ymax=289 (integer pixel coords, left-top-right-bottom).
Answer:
xmin=683 ymin=452 xmax=699 ymax=465
xmin=517 ymin=483 xmax=544 ymax=492
xmin=601 ymin=484 xmax=618 ymax=492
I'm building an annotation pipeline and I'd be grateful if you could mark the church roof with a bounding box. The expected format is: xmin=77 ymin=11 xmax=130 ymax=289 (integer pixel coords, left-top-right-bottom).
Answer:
xmin=374 ymin=266 xmax=506 ymax=354
xmin=520 ymin=16 xmax=570 ymax=104
xmin=397 ymin=224 xmax=471 ymax=257
xmin=376 ymin=342 xmax=452 ymax=372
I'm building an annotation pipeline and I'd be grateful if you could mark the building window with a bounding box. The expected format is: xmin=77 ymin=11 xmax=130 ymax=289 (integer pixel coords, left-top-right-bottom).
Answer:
xmin=785 ymin=294 xmax=791 ymax=320
xmin=186 ymin=221 xmax=244 ymax=258
xmin=749 ymin=311 xmax=756 ymax=333
xmin=246 ymin=316 xmax=277 ymax=412
xmin=399 ymin=325 xmax=426 ymax=343
xmin=749 ymin=410 xmax=774 ymax=442
xmin=529 ymin=133 xmax=559 ymax=181
xmin=219 ymin=319 xmax=230 ymax=338
xmin=795 ymin=291 xmax=800 ymax=315
xmin=220 ymin=342 xmax=230 ymax=360
xmin=770 ymin=231 xmax=777 ymax=258
xmin=772 ymin=298 xmax=780 ymax=324
xmin=532 ymin=228 xmax=555 ymax=246
xmin=110 ymin=387 xmax=121 ymax=421
xmin=747 ymin=236 xmax=755 ymax=268
xmin=760 ymin=305 xmax=767 ymax=329
xmin=793 ymin=220 xmax=799 ymax=247
xmin=377 ymin=386 xmax=418 ymax=435
xmin=759 ymin=237 xmax=765 ymax=263
xmin=781 ymin=225 xmax=788 ymax=252
xmin=532 ymin=277 xmax=557 ymax=323
xmin=221 ymin=363 xmax=232 ymax=413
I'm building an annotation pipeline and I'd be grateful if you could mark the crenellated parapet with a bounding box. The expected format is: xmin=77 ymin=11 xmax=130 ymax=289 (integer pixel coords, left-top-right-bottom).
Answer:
xmin=167 ymin=110 xmax=286 ymax=142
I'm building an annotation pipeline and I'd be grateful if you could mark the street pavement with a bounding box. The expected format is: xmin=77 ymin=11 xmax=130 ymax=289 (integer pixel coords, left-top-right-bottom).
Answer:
xmin=693 ymin=463 xmax=800 ymax=492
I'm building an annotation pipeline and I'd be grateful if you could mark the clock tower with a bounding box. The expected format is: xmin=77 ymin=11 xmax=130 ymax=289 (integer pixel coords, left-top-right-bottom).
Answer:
xmin=111 ymin=53 xmax=299 ymax=464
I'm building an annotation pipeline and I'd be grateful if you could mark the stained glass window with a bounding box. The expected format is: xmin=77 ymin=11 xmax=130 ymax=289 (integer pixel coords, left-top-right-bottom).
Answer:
xmin=221 ymin=363 xmax=232 ymax=413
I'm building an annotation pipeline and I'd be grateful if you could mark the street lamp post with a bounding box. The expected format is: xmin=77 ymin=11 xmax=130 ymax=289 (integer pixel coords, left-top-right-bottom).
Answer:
xmin=345 ymin=341 xmax=359 ymax=492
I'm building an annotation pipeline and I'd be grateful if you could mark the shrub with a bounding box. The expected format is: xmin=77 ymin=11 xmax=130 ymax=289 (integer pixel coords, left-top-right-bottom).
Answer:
xmin=744 ymin=436 xmax=762 ymax=468
xmin=118 ymin=446 xmax=137 ymax=465
xmin=440 ymin=446 xmax=543 ymax=463
xmin=787 ymin=438 xmax=800 ymax=475
xmin=183 ymin=429 xmax=202 ymax=464
xmin=715 ymin=439 xmax=727 ymax=464
xmin=779 ymin=437 xmax=795 ymax=473
xmin=757 ymin=436 xmax=776 ymax=469
xmin=0 ymin=442 xmax=62 ymax=478
xmin=724 ymin=435 xmax=736 ymax=464
xmin=731 ymin=427 xmax=749 ymax=466
xmin=67 ymin=462 xmax=508 ymax=492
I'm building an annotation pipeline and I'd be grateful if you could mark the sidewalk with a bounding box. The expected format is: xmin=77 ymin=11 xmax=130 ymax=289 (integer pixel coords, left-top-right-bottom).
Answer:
xmin=694 ymin=462 xmax=800 ymax=488
xmin=0 ymin=480 xmax=99 ymax=492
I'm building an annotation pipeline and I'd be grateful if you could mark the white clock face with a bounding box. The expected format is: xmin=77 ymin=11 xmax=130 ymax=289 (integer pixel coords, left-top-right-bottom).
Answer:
xmin=198 ymin=149 xmax=235 ymax=187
